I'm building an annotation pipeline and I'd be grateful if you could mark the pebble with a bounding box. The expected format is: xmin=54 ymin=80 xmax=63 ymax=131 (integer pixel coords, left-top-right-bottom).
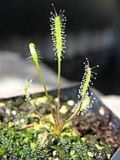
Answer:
xmin=5 ymin=109 xmax=11 ymax=115
xmin=53 ymin=150 xmax=56 ymax=156
xmin=99 ymin=106 xmax=105 ymax=116
xmin=20 ymin=119 xmax=25 ymax=123
xmin=12 ymin=110 xmax=17 ymax=115
xmin=67 ymin=100 xmax=75 ymax=106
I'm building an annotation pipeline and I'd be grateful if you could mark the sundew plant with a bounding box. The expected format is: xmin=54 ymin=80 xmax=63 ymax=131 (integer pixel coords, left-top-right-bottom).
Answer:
xmin=0 ymin=5 xmax=115 ymax=160
xmin=28 ymin=4 xmax=98 ymax=136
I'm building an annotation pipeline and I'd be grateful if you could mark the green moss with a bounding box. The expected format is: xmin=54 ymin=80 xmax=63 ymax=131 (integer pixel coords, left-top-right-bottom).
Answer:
xmin=0 ymin=97 xmax=114 ymax=160
xmin=0 ymin=148 xmax=5 ymax=157
xmin=0 ymin=124 xmax=113 ymax=160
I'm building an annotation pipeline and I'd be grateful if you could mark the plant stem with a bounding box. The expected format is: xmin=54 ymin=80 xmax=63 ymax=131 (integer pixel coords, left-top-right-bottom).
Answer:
xmin=65 ymin=100 xmax=83 ymax=124
xmin=36 ymin=61 xmax=48 ymax=98
xmin=56 ymin=57 xmax=61 ymax=127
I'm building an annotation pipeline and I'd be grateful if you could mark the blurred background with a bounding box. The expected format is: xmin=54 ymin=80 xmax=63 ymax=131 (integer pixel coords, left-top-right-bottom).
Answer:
xmin=0 ymin=0 xmax=120 ymax=97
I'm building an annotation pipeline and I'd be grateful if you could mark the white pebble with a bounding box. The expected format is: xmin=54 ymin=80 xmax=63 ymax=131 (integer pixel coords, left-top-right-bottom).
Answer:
xmin=67 ymin=100 xmax=75 ymax=106
xmin=99 ymin=106 xmax=105 ymax=116
xmin=12 ymin=110 xmax=16 ymax=115
xmin=20 ymin=119 xmax=25 ymax=123
xmin=5 ymin=109 xmax=11 ymax=115
xmin=53 ymin=150 xmax=57 ymax=156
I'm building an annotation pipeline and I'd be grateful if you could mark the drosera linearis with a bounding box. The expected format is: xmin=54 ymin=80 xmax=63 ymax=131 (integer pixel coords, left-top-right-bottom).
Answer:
xmin=27 ymin=5 xmax=99 ymax=135
xmin=50 ymin=4 xmax=66 ymax=130
xmin=50 ymin=3 xmax=66 ymax=59
xmin=65 ymin=58 xmax=99 ymax=124
xmin=29 ymin=43 xmax=49 ymax=98
xmin=78 ymin=58 xmax=99 ymax=111
xmin=79 ymin=58 xmax=92 ymax=99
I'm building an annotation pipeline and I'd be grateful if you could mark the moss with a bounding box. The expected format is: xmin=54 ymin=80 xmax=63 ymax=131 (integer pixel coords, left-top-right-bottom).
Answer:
xmin=0 ymin=124 xmax=113 ymax=160
xmin=0 ymin=96 xmax=115 ymax=159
